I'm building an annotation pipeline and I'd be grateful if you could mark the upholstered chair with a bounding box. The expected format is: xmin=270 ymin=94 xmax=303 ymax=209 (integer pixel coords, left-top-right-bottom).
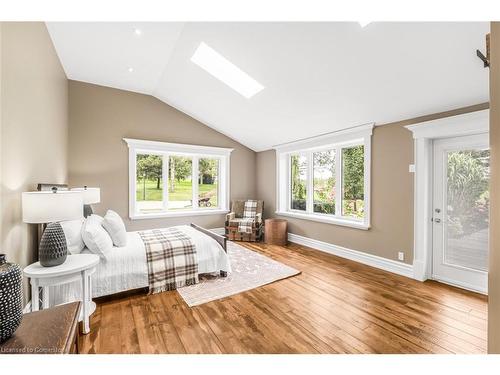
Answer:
xmin=225 ymin=200 xmax=264 ymax=241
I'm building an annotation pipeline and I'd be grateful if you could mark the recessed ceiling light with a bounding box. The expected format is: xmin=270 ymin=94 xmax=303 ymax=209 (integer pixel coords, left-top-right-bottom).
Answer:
xmin=128 ymin=67 xmax=134 ymax=73
xmin=190 ymin=42 xmax=264 ymax=99
xmin=134 ymin=28 xmax=142 ymax=36
xmin=359 ymin=21 xmax=371 ymax=28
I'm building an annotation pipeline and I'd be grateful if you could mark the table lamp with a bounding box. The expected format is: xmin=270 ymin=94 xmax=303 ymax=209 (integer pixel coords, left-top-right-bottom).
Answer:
xmin=22 ymin=188 xmax=84 ymax=267
xmin=71 ymin=186 xmax=100 ymax=217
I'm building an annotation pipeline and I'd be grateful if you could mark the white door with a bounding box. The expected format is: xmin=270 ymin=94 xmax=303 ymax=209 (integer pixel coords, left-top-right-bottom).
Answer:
xmin=432 ymin=134 xmax=490 ymax=294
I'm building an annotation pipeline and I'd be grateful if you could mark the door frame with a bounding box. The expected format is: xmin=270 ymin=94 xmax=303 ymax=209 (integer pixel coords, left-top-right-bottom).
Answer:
xmin=405 ymin=109 xmax=489 ymax=285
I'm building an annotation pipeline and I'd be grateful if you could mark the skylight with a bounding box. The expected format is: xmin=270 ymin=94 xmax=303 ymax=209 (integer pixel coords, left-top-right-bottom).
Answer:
xmin=191 ymin=42 xmax=264 ymax=99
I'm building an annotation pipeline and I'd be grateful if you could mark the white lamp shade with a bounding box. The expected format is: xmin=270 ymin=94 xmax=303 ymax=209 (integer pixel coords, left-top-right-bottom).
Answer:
xmin=22 ymin=191 xmax=84 ymax=223
xmin=71 ymin=187 xmax=100 ymax=204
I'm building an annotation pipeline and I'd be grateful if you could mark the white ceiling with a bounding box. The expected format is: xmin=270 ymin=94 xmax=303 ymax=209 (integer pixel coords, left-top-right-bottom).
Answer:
xmin=46 ymin=22 xmax=490 ymax=151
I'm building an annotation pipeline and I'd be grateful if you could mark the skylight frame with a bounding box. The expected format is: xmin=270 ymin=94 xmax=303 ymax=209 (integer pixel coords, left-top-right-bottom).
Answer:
xmin=191 ymin=42 xmax=264 ymax=99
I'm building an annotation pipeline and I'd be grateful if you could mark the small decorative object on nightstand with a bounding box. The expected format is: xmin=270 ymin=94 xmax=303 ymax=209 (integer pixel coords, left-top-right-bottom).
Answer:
xmin=0 ymin=254 xmax=23 ymax=343
xmin=264 ymin=219 xmax=288 ymax=246
xmin=22 ymin=188 xmax=84 ymax=267
xmin=71 ymin=186 xmax=100 ymax=218
xmin=23 ymin=254 xmax=99 ymax=334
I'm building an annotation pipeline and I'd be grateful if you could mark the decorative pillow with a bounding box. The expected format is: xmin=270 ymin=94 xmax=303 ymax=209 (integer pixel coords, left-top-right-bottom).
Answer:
xmin=102 ymin=210 xmax=127 ymax=247
xmin=59 ymin=219 xmax=85 ymax=255
xmin=81 ymin=214 xmax=113 ymax=257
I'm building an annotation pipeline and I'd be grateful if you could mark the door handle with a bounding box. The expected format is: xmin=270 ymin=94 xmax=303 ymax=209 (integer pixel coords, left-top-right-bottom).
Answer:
xmin=434 ymin=218 xmax=441 ymax=223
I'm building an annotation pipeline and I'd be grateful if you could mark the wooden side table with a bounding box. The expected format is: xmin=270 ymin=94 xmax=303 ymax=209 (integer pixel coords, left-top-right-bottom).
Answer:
xmin=264 ymin=219 xmax=288 ymax=246
xmin=0 ymin=302 xmax=81 ymax=354
xmin=23 ymin=254 xmax=99 ymax=334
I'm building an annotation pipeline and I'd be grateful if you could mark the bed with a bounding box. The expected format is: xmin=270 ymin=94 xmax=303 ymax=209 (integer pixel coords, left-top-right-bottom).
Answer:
xmin=40 ymin=182 xmax=231 ymax=305
xmin=50 ymin=224 xmax=230 ymax=306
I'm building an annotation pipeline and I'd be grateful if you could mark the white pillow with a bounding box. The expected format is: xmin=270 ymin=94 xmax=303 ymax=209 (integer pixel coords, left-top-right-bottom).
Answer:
xmin=102 ymin=210 xmax=127 ymax=247
xmin=60 ymin=219 xmax=85 ymax=254
xmin=81 ymin=214 xmax=113 ymax=257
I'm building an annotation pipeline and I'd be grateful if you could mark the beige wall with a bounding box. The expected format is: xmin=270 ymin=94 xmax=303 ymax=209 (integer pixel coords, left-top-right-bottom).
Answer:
xmin=257 ymin=103 xmax=489 ymax=264
xmin=0 ymin=22 xmax=68 ymax=300
xmin=489 ymin=22 xmax=500 ymax=354
xmin=68 ymin=81 xmax=256 ymax=231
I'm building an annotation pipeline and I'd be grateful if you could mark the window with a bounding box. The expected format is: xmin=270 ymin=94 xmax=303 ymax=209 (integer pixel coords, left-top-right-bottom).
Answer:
xmin=168 ymin=156 xmax=193 ymax=211
xmin=276 ymin=124 xmax=372 ymax=229
xmin=342 ymin=145 xmax=364 ymax=219
xmin=290 ymin=154 xmax=307 ymax=211
xmin=198 ymin=158 xmax=220 ymax=209
xmin=124 ymin=138 xmax=233 ymax=219
xmin=136 ymin=154 xmax=164 ymax=213
xmin=313 ymin=149 xmax=336 ymax=215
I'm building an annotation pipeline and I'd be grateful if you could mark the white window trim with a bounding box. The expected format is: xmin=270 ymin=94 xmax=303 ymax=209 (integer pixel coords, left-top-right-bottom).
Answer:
xmin=274 ymin=123 xmax=373 ymax=230
xmin=123 ymin=138 xmax=233 ymax=220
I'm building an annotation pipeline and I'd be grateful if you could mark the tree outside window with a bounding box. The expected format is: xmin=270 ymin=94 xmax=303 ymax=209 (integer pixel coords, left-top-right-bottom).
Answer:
xmin=342 ymin=145 xmax=364 ymax=218
xmin=313 ymin=150 xmax=336 ymax=214
xmin=136 ymin=154 xmax=163 ymax=204
xmin=290 ymin=154 xmax=307 ymax=210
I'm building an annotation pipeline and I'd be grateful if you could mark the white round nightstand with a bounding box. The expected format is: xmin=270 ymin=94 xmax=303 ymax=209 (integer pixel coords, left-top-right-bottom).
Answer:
xmin=23 ymin=254 xmax=100 ymax=334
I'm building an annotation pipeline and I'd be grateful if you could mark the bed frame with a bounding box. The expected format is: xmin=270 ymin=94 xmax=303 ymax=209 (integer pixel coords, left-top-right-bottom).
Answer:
xmin=190 ymin=223 xmax=228 ymax=277
xmin=190 ymin=223 xmax=227 ymax=252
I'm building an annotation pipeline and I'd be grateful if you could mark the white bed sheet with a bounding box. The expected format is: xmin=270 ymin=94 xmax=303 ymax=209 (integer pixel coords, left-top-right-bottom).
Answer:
xmin=50 ymin=225 xmax=230 ymax=305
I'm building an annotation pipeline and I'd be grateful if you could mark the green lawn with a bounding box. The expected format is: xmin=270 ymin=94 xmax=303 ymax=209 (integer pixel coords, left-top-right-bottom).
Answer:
xmin=136 ymin=179 xmax=218 ymax=206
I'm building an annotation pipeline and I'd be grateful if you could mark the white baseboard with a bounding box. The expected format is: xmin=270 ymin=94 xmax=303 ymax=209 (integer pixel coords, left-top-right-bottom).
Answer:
xmin=287 ymin=233 xmax=414 ymax=279
xmin=209 ymin=227 xmax=225 ymax=235
xmin=208 ymin=227 xmax=414 ymax=279
xmin=412 ymin=260 xmax=429 ymax=281
xmin=23 ymin=300 xmax=32 ymax=314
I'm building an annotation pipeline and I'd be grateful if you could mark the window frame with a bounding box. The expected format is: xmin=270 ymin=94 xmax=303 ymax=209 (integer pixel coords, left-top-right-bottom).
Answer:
xmin=124 ymin=138 xmax=233 ymax=220
xmin=275 ymin=124 xmax=373 ymax=230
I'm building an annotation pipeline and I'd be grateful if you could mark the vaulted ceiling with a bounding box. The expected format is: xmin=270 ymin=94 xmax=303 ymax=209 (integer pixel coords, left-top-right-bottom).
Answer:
xmin=47 ymin=22 xmax=489 ymax=151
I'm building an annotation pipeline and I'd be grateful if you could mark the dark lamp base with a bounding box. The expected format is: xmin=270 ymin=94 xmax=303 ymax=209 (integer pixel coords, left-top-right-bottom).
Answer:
xmin=39 ymin=222 xmax=67 ymax=267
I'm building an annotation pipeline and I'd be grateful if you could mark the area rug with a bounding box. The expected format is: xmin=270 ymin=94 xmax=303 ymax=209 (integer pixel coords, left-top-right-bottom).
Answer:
xmin=177 ymin=241 xmax=300 ymax=307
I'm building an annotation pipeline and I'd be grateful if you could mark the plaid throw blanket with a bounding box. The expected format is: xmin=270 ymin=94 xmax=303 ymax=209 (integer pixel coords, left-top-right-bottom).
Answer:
xmin=139 ymin=227 xmax=198 ymax=294
xmin=239 ymin=200 xmax=257 ymax=233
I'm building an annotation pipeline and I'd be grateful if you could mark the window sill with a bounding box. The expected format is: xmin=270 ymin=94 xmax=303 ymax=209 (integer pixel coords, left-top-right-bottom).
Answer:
xmin=275 ymin=211 xmax=370 ymax=230
xmin=131 ymin=209 xmax=229 ymax=220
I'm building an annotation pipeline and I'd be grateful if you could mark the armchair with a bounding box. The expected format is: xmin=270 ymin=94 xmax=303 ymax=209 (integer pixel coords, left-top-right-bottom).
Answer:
xmin=225 ymin=200 xmax=264 ymax=242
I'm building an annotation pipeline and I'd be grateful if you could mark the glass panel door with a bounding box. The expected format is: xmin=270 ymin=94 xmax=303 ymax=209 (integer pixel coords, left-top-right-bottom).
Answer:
xmin=445 ymin=149 xmax=489 ymax=271
xmin=432 ymin=134 xmax=489 ymax=294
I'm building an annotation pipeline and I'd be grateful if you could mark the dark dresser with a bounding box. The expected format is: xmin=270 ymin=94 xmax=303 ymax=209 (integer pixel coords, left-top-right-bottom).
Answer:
xmin=0 ymin=302 xmax=81 ymax=354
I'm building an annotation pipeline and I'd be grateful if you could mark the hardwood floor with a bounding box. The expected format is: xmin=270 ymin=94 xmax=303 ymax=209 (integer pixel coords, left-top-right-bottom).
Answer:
xmin=79 ymin=241 xmax=488 ymax=354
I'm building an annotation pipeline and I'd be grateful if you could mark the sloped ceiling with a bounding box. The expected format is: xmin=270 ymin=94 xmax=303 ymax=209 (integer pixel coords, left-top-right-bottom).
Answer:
xmin=47 ymin=22 xmax=489 ymax=151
